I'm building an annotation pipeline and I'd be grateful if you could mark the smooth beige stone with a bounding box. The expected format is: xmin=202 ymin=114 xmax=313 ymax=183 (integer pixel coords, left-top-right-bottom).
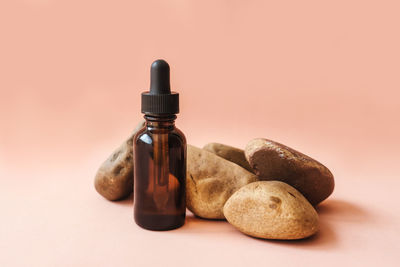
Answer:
xmin=245 ymin=138 xmax=334 ymax=205
xmin=94 ymin=121 xmax=145 ymax=201
xmin=187 ymin=145 xmax=258 ymax=219
xmin=203 ymin=143 xmax=254 ymax=173
xmin=223 ymin=181 xmax=319 ymax=240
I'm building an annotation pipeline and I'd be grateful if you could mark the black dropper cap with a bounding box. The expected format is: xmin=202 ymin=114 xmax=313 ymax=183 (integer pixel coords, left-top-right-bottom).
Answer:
xmin=141 ymin=59 xmax=179 ymax=115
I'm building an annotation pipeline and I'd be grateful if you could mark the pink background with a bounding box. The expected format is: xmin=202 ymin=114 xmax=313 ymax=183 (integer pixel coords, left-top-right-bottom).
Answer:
xmin=1 ymin=0 xmax=399 ymax=266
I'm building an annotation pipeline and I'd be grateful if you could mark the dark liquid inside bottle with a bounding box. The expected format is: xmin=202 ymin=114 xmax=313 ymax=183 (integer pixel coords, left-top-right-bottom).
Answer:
xmin=134 ymin=115 xmax=186 ymax=230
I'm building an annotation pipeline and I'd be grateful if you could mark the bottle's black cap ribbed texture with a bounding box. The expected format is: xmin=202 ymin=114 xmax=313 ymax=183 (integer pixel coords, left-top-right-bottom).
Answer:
xmin=141 ymin=59 xmax=179 ymax=115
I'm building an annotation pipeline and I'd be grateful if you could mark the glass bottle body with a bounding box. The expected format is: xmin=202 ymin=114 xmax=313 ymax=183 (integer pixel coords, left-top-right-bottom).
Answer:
xmin=133 ymin=115 xmax=186 ymax=230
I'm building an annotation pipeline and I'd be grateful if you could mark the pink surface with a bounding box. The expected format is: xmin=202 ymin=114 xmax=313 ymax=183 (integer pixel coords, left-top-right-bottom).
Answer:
xmin=1 ymin=0 xmax=400 ymax=266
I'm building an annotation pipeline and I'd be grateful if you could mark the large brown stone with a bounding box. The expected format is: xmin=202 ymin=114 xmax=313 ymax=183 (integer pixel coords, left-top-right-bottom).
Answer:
xmin=245 ymin=138 xmax=334 ymax=205
xmin=223 ymin=181 xmax=319 ymax=240
xmin=94 ymin=121 xmax=145 ymax=201
xmin=187 ymin=145 xmax=258 ymax=219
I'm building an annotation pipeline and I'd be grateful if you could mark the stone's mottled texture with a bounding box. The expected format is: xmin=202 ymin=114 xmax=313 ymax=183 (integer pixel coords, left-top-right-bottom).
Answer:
xmin=245 ymin=138 xmax=334 ymax=205
xmin=94 ymin=121 xmax=145 ymax=201
xmin=186 ymin=145 xmax=258 ymax=219
xmin=203 ymin=143 xmax=254 ymax=173
xmin=223 ymin=181 xmax=319 ymax=240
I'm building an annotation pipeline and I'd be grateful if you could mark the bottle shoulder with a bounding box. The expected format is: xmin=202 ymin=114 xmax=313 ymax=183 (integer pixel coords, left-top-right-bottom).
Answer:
xmin=171 ymin=126 xmax=186 ymax=144
xmin=134 ymin=127 xmax=151 ymax=145
xmin=133 ymin=126 xmax=147 ymax=144
xmin=134 ymin=126 xmax=186 ymax=146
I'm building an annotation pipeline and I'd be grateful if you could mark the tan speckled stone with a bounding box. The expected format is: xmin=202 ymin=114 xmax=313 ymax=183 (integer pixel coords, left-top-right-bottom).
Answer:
xmin=223 ymin=181 xmax=319 ymax=240
xmin=203 ymin=143 xmax=254 ymax=173
xmin=245 ymin=138 xmax=334 ymax=205
xmin=94 ymin=121 xmax=145 ymax=201
xmin=187 ymin=145 xmax=258 ymax=219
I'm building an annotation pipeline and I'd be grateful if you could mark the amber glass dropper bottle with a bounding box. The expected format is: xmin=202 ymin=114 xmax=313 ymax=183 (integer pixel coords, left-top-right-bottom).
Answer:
xmin=133 ymin=59 xmax=186 ymax=231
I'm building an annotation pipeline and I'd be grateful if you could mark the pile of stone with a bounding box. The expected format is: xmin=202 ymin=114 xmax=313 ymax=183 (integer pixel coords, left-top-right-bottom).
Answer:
xmin=188 ymin=141 xmax=334 ymax=239
xmin=94 ymin=122 xmax=334 ymax=240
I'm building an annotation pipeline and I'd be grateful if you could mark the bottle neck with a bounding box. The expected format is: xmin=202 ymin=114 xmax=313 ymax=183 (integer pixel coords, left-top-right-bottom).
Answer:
xmin=144 ymin=114 xmax=176 ymax=130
